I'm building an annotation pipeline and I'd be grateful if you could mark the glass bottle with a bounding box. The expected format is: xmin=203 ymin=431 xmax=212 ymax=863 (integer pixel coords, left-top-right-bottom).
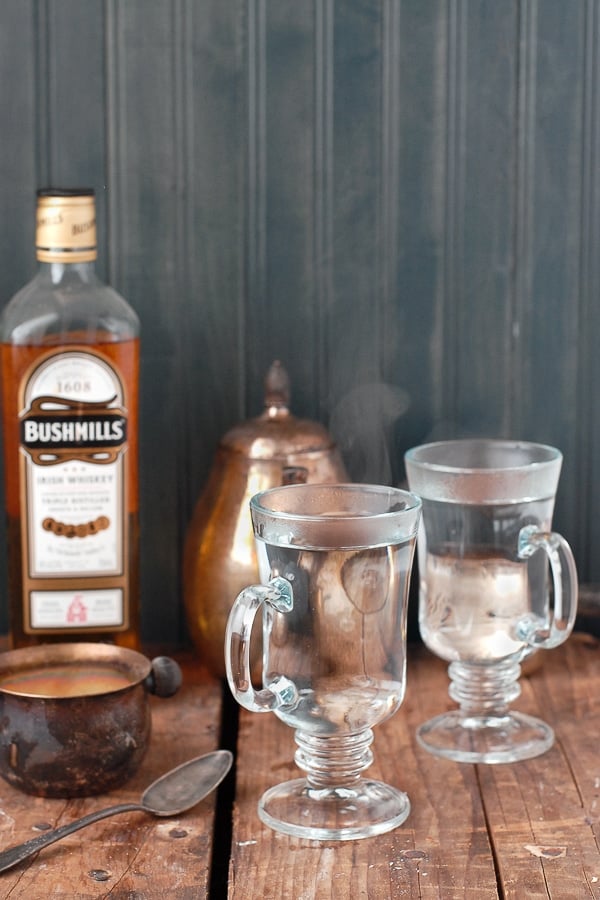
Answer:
xmin=0 ymin=188 xmax=140 ymax=648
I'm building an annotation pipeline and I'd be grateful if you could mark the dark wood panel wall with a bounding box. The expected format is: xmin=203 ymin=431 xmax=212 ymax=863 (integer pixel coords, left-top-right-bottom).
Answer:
xmin=0 ymin=1 xmax=597 ymax=645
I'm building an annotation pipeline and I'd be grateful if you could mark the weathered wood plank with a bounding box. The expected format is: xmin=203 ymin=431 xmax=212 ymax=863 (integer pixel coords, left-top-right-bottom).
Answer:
xmin=0 ymin=1 xmax=37 ymax=297
xmin=181 ymin=1 xmax=246 ymax=506
xmin=0 ymin=660 xmax=223 ymax=898
xmin=0 ymin=639 xmax=594 ymax=895
xmin=384 ymin=0 xmax=447 ymax=469
xmin=577 ymin=0 xmax=600 ymax=581
xmin=438 ymin=0 xmax=517 ymax=438
xmin=1 ymin=0 xmax=600 ymax=653
xmin=511 ymin=1 xmax=586 ymax=563
xmin=105 ymin=0 xmax=188 ymax=646
xmin=478 ymin=635 xmax=600 ymax=898
xmin=245 ymin=1 xmax=321 ymax=419
xmin=0 ymin=1 xmax=38 ymax=638
xmin=42 ymin=0 xmax=108 ymax=268
xmin=229 ymin=646 xmax=499 ymax=898
xmin=326 ymin=2 xmax=388 ymax=485
xmin=229 ymin=637 xmax=600 ymax=898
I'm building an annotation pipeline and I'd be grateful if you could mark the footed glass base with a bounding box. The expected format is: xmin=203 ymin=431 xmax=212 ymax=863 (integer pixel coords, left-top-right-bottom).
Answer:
xmin=417 ymin=657 xmax=555 ymax=763
xmin=258 ymin=777 xmax=411 ymax=841
xmin=416 ymin=709 xmax=555 ymax=764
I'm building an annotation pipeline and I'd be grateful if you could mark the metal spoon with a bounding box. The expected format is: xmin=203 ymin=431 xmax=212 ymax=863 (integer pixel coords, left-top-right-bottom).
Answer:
xmin=0 ymin=749 xmax=233 ymax=874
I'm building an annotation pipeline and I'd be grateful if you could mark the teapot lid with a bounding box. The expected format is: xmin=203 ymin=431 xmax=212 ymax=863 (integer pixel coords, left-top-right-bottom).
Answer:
xmin=221 ymin=361 xmax=337 ymax=460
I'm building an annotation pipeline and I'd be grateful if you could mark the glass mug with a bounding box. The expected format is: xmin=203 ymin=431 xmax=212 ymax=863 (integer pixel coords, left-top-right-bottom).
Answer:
xmin=225 ymin=483 xmax=421 ymax=840
xmin=405 ymin=438 xmax=578 ymax=764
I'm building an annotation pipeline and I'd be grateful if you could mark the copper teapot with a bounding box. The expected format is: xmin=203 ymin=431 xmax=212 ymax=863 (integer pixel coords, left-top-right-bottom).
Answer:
xmin=183 ymin=361 xmax=348 ymax=677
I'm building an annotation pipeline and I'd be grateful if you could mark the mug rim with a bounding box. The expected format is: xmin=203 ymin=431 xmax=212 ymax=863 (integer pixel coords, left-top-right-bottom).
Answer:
xmin=250 ymin=482 xmax=422 ymax=520
xmin=404 ymin=438 xmax=562 ymax=474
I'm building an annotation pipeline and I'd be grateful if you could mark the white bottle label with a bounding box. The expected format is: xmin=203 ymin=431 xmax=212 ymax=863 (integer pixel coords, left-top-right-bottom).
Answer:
xmin=30 ymin=589 xmax=124 ymax=629
xmin=20 ymin=350 xmax=128 ymax=631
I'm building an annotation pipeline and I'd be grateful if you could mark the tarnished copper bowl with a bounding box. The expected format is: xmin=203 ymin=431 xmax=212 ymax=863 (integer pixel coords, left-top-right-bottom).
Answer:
xmin=0 ymin=643 xmax=182 ymax=798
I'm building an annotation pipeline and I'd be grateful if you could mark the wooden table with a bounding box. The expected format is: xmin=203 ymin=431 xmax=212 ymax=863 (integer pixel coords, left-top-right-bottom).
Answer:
xmin=0 ymin=633 xmax=598 ymax=899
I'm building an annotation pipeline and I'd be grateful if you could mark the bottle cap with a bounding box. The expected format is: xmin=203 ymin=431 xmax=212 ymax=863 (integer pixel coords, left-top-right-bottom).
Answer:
xmin=36 ymin=188 xmax=97 ymax=263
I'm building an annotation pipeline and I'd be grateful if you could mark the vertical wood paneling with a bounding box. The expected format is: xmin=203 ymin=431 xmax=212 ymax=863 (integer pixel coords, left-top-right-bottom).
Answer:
xmin=512 ymin=2 xmax=585 ymax=549
xmin=579 ymin=0 xmax=600 ymax=577
xmin=383 ymin=0 xmax=447 ymax=473
xmin=445 ymin=1 xmax=518 ymax=436
xmin=439 ymin=0 xmax=466 ymax=431
xmin=244 ymin=1 xmax=322 ymax=418
xmin=257 ymin=2 xmax=319 ymax=414
xmin=41 ymin=1 xmax=109 ymax=269
xmin=105 ymin=1 xmax=126 ymax=291
xmin=1 ymin=1 xmax=600 ymax=641
xmin=180 ymin=2 xmax=244 ymax=503
xmin=314 ymin=0 xmax=335 ymax=424
xmin=326 ymin=3 xmax=386 ymax=482
xmin=0 ymin=1 xmax=38 ymax=635
xmin=0 ymin=2 xmax=37 ymax=297
xmin=379 ymin=0 xmax=403 ymax=484
xmin=511 ymin=0 xmax=537 ymax=436
xmin=245 ymin=0 xmax=268 ymax=413
xmin=381 ymin=0 xmax=402 ymax=328
xmin=173 ymin=0 xmax=194 ymax=541
xmin=106 ymin=0 xmax=184 ymax=643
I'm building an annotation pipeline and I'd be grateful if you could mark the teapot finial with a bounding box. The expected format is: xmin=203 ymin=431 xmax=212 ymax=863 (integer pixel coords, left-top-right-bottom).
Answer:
xmin=264 ymin=360 xmax=290 ymax=410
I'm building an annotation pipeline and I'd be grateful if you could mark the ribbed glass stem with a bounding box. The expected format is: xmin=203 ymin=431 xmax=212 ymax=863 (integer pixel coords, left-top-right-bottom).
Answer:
xmin=294 ymin=729 xmax=374 ymax=789
xmin=448 ymin=658 xmax=522 ymax=716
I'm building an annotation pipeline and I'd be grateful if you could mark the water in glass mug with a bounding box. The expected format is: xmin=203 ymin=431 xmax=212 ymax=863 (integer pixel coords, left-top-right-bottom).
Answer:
xmin=255 ymin=537 xmax=416 ymax=735
xmin=418 ymin=498 xmax=552 ymax=663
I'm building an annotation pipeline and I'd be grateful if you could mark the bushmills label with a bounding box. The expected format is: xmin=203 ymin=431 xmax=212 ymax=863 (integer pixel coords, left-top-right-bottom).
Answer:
xmin=18 ymin=349 xmax=129 ymax=632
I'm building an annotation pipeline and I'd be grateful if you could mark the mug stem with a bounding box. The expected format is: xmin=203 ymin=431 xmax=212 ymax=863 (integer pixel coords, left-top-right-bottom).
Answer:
xmin=257 ymin=726 xmax=410 ymax=840
xmin=294 ymin=729 xmax=374 ymax=789
xmin=448 ymin=658 xmax=521 ymax=717
xmin=416 ymin=658 xmax=554 ymax=764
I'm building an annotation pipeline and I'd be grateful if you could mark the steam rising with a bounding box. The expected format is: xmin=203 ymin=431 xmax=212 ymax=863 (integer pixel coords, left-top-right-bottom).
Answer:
xmin=329 ymin=383 xmax=410 ymax=485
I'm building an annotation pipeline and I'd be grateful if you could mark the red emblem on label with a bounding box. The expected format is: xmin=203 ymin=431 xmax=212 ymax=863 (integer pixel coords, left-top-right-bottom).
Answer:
xmin=67 ymin=595 xmax=88 ymax=624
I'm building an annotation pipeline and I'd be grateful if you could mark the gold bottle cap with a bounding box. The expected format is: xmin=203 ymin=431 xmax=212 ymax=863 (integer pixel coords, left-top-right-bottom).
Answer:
xmin=36 ymin=188 xmax=97 ymax=263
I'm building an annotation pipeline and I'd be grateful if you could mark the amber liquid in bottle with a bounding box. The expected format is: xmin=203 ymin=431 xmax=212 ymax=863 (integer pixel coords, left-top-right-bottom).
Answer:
xmin=0 ymin=190 xmax=140 ymax=649
xmin=1 ymin=337 xmax=140 ymax=648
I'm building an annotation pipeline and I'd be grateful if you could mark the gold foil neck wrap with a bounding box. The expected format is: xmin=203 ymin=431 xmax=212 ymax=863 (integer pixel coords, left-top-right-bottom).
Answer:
xmin=36 ymin=193 xmax=97 ymax=263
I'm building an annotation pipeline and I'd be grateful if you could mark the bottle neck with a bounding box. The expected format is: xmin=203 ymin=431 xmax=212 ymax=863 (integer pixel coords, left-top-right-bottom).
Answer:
xmin=38 ymin=259 xmax=97 ymax=285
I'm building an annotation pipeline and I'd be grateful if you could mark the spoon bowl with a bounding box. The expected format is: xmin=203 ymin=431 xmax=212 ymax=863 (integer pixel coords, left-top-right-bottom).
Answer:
xmin=0 ymin=749 xmax=233 ymax=874
xmin=142 ymin=750 xmax=233 ymax=815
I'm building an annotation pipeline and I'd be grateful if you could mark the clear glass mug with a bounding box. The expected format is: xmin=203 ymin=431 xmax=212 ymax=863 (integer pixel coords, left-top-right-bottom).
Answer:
xmin=225 ymin=483 xmax=421 ymax=840
xmin=405 ymin=439 xmax=578 ymax=763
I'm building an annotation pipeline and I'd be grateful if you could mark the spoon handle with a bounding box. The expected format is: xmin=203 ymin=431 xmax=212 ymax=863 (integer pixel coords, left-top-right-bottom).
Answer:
xmin=0 ymin=802 xmax=145 ymax=873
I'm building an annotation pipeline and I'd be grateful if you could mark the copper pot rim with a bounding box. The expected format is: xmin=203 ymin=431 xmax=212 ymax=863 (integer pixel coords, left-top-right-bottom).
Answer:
xmin=0 ymin=642 xmax=150 ymax=700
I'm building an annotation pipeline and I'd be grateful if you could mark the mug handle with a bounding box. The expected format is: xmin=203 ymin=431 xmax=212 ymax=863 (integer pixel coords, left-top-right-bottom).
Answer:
xmin=225 ymin=575 xmax=299 ymax=713
xmin=516 ymin=524 xmax=578 ymax=648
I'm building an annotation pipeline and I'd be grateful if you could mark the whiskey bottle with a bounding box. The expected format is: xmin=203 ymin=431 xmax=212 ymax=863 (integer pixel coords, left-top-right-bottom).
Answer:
xmin=0 ymin=188 xmax=140 ymax=648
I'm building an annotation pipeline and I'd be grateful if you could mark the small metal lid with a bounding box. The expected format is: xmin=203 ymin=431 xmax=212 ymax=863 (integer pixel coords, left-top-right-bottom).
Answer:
xmin=221 ymin=361 xmax=337 ymax=460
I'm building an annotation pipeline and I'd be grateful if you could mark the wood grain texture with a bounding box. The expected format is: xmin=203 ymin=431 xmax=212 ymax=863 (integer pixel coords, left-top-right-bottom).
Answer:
xmin=480 ymin=636 xmax=600 ymax=899
xmin=0 ymin=1 xmax=598 ymax=644
xmin=229 ymin=650 xmax=499 ymax=899
xmin=0 ymin=639 xmax=596 ymax=896
xmin=0 ymin=660 xmax=223 ymax=898
xmin=229 ymin=636 xmax=600 ymax=899
xmin=512 ymin=1 xmax=585 ymax=554
xmin=578 ymin=0 xmax=600 ymax=581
